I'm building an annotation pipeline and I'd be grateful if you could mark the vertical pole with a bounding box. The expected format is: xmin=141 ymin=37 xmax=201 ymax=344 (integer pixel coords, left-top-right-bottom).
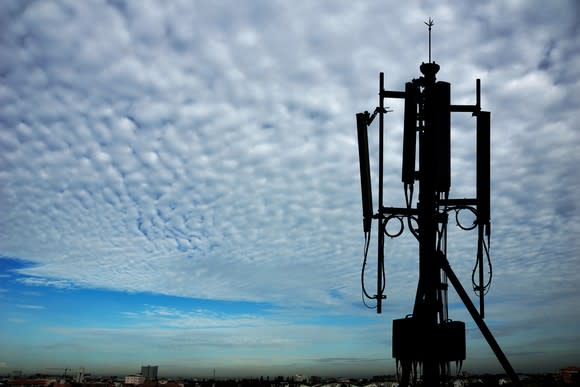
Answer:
xmin=428 ymin=27 xmax=431 ymax=63
xmin=425 ymin=17 xmax=434 ymax=63
xmin=476 ymin=79 xmax=481 ymax=111
xmin=377 ymin=72 xmax=385 ymax=313
xmin=477 ymin=224 xmax=485 ymax=318
xmin=417 ymin=63 xmax=441 ymax=386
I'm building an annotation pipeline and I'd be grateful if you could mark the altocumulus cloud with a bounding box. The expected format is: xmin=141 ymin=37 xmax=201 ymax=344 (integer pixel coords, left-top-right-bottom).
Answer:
xmin=1 ymin=0 xmax=399 ymax=308
xmin=0 ymin=0 xmax=580 ymax=372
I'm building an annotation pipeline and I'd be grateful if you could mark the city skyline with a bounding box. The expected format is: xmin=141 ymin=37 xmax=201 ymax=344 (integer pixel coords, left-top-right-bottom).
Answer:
xmin=1 ymin=0 xmax=579 ymax=378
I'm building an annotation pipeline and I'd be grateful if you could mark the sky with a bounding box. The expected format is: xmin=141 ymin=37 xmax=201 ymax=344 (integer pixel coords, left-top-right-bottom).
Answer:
xmin=1 ymin=0 xmax=579 ymax=379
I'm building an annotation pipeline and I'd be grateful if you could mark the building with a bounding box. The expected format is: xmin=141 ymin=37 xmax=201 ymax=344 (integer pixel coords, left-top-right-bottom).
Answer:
xmin=561 ymin=367 xmax=580 ymax=384
xmin=140 ymin=366 xmax=158 ymax=381
xmin=124 ymin=375 xmax=145 ymax=385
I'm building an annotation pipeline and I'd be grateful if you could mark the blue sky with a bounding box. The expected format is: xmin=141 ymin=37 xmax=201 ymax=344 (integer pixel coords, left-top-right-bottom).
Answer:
xmin=1 ymin=0 xmax=579 ymax=378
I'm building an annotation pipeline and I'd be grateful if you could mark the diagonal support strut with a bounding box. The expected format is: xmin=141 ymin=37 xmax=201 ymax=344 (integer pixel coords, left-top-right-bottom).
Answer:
xmin=437 ymin=252 xmax=522 ymax=387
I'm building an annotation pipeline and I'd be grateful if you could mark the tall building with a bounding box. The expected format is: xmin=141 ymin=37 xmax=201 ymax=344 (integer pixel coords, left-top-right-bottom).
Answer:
xmin=140 ymin=366 xmax=158 ymax=381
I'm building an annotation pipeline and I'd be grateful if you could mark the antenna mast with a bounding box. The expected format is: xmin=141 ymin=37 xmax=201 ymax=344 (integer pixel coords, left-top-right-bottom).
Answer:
xmin=425 ymin=17 xmax=434 ymax=63
xmin=355 ymin=20 xmax=521 ymax=387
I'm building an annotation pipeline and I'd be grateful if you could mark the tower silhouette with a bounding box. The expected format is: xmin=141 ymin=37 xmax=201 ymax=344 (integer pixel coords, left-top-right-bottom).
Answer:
xmin=356 ymin=21 xmax=521 ymax=387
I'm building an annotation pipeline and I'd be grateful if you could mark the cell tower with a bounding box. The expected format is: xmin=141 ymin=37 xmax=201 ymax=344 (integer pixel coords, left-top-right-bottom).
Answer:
xmin=355 ymin=20 xmax=521 ymax=387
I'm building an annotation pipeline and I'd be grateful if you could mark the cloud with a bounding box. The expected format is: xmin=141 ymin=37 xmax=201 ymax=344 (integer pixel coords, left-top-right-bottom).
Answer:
xmin=16 ymin=304 xmax=46 ymax=310
xmin=0 ymin=0 xmax=579 ymax=373
xmin=31 ymin=303 xmax=386 ymax=375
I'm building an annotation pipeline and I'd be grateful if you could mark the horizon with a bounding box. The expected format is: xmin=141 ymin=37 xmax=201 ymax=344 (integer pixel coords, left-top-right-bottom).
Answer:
xmin=3 ymin=364 xmax=575 ymax=380
xmin=1 ymin=0 xmax=579 ymax=379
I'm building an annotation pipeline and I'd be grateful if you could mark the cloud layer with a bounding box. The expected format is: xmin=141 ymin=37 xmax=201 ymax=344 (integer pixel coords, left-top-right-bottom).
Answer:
xmin=1 ymin=0 xmax=579 ymax=374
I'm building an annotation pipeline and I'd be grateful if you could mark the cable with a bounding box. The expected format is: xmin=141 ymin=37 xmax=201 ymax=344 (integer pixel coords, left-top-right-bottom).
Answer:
xmin=361 ymin=230 xmax=376 ymax=309
xmin=384 ymin=215 xmax=405 ymax=238
xmin=405 ymin=183 xmax=420 ymax=240
xmin=471 ymin=224 xmax=493 ymax=296
xmin=361 ymin=221 xmax=389 ymax=308
xmin=381 ymin=228 xmax=387 ymax=294
xmin=454 ymin=207 xmax=478 ymax=231
xmin=482 ymin=234 xmax=493 ymax=295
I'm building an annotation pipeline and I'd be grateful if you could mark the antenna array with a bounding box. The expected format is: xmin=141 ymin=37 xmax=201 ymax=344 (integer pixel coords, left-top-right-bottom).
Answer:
xmin=355 ymin=20 xmax=521 ymax=387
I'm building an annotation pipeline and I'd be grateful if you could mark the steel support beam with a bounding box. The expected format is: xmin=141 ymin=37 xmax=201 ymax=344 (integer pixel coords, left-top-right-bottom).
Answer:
xmin=438 ymin=252 xmax=522 ymax=387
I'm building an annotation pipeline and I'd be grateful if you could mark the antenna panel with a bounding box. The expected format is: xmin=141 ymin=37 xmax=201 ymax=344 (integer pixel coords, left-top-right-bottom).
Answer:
xmin=402 ymin=82 xmax=418 ymax=185
xmin=357 ymin=113 xmax=373 ymax=232
xmin=434 ymin=81 xmax=451 ymax=193
xmin=477 ymin=111 xmax=490 ymax=224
